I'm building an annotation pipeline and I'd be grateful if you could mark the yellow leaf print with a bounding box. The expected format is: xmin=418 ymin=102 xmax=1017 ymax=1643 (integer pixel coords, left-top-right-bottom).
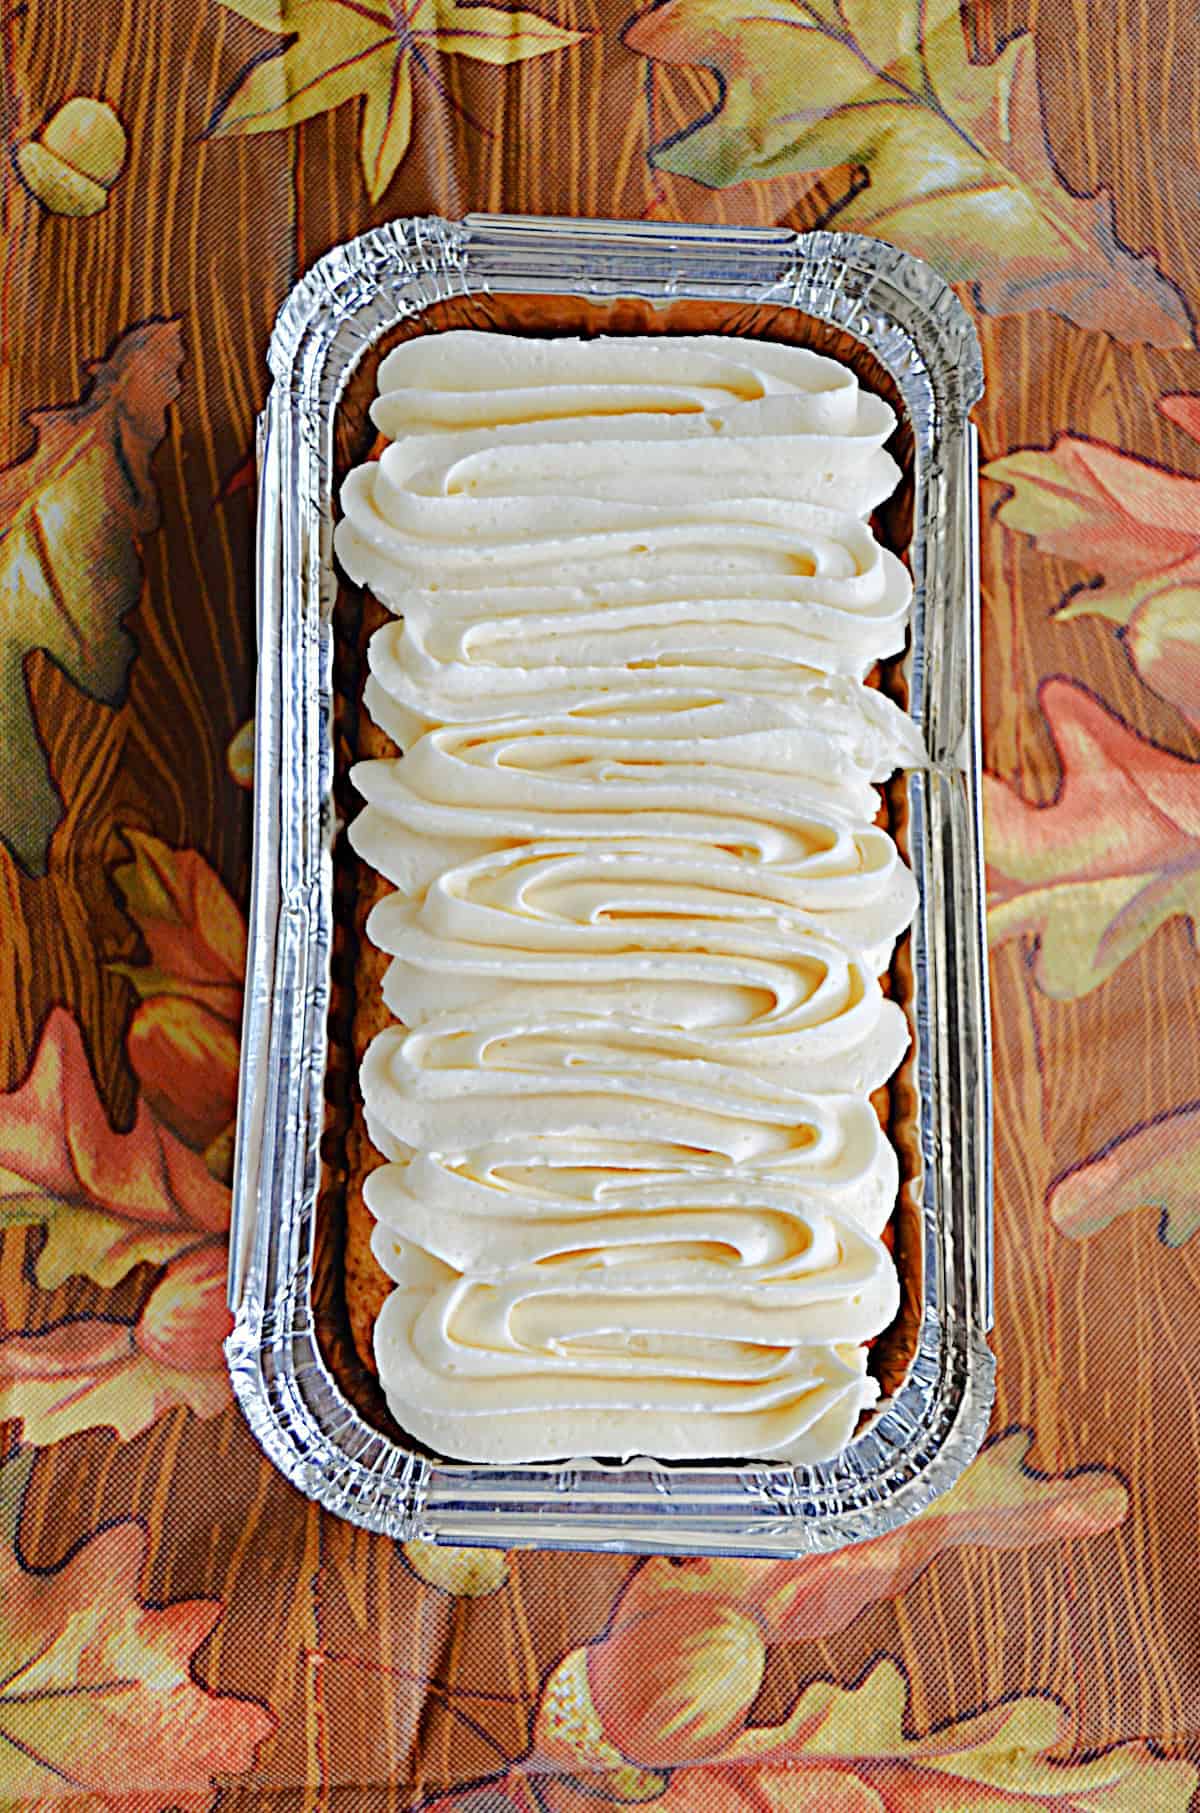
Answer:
xmin=622 ymin=0 xmax=1192 ymax=346
xmin=210 ymin=0 xmax=589 ymax=201
xmin=401 ymin=1539 xmax=510 ymax=1596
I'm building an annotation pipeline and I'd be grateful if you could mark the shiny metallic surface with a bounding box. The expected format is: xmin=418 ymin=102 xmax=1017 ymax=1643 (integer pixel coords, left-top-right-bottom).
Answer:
xmin=228 ymin=213 xmax=993 ymax=1555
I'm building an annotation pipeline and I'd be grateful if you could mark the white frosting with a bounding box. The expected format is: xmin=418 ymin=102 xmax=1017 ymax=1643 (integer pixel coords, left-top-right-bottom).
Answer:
xmin=336 ymin=331 xmax=918 ymax=1466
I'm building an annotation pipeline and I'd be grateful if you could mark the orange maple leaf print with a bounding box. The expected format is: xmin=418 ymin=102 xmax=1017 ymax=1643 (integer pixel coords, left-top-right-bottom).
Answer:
xmin=0 ymin=1006 xmax=227 ymax=1292
xmin=0 ymin=1010 xmax=233 ymax=1444
xmin=984 ymin=396 xmax=1200 ymax=733
xmin=110 ymin=831 xmax=245 ymax=1173
xmin=0 ymin=836 xmax=250 ymax=1444
xmin=0 ymin=1516 xmax=272 ymax=1803
xmin=984 ymin=680 xmax=1200 ymax=997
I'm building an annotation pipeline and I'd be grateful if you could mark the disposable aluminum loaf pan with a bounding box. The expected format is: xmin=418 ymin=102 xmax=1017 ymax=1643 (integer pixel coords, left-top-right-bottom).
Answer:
xmin=228 ymin=212 xmax=993 ymax=1557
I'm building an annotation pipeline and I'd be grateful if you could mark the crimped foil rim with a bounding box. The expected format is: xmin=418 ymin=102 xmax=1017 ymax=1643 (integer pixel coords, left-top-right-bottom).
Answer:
xmin=232 ymin=213 xmax=993 ymax=1556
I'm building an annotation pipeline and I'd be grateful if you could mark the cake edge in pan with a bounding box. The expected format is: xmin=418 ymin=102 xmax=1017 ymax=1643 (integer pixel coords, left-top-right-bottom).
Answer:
xmin=316 ymin=291 xmax=925 ymax=1457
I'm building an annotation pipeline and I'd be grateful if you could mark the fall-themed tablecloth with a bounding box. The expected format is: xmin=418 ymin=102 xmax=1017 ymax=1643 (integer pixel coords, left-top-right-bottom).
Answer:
xmin=2 ymin=0 xmax=1200 ymax=1805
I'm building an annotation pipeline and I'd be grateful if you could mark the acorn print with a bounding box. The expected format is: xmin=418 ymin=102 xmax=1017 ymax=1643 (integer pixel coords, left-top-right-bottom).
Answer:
xmin=17 ymin=97 xmax=127 ymax=216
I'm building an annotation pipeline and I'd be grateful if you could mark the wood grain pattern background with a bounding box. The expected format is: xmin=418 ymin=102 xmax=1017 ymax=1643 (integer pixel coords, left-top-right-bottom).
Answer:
xmin=2 ymin=0 xmax=1200 ymax=1803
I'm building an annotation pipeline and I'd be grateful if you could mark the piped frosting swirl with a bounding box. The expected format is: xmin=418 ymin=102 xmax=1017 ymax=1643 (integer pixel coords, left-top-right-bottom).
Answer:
xmin=336 ymin=330 xmax=918 ymax=1465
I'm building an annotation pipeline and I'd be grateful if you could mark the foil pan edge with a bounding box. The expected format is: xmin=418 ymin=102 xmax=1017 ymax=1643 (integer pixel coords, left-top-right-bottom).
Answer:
xmin=231 ymin=214 xmax=993 ymax=1557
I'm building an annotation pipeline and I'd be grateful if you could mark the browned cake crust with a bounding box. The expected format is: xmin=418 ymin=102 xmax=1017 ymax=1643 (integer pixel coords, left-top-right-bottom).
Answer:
xmin=344 ymin=1109 xmax=390 ymax=1375
xmin=344 ymin=589 xmax=400 ymax=1378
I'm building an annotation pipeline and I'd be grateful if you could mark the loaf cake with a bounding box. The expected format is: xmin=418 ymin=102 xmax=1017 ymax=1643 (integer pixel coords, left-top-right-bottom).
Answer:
xmin=332 ymin=328 xmax=921 ymax=1466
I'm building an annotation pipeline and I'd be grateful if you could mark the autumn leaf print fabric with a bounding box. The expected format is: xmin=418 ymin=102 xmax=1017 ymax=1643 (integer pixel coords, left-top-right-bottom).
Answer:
xmin=2 ymin=0 xmax=1200 ymax=1803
